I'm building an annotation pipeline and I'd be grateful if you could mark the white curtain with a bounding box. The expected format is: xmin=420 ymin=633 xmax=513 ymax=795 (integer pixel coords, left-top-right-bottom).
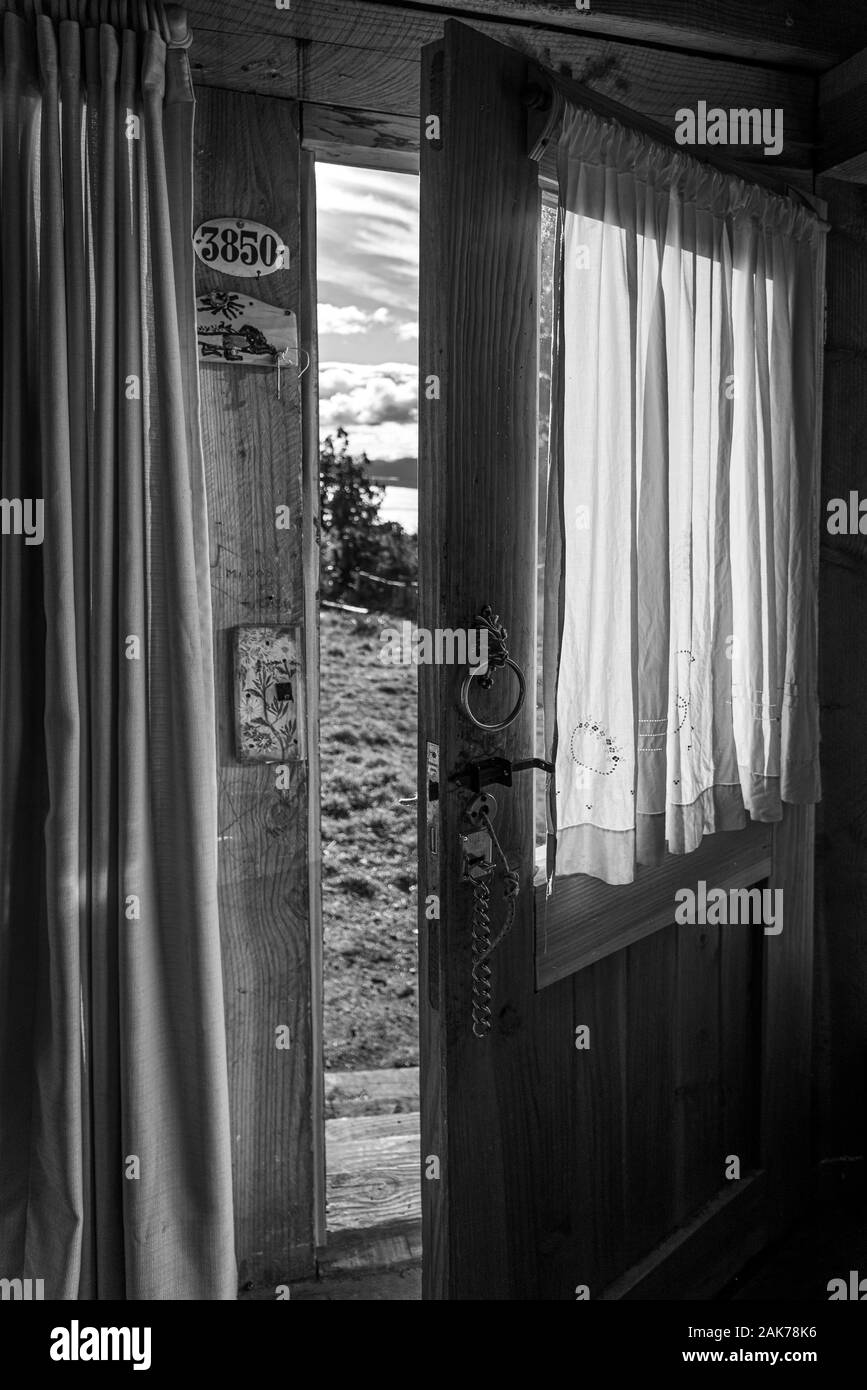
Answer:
xmin=544 ymin=105 xmax=827 ymax=887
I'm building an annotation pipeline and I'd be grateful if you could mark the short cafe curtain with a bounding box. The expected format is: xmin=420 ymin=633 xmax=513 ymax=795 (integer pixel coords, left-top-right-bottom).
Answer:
xmin=545 ymin=104 xmax=827 ymax=887
xmin=0 ymin=3 xmax=236 ymax=1296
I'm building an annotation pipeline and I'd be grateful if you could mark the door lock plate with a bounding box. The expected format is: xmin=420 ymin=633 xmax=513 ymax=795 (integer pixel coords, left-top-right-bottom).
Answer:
xmin=460 ymin=829 xmax=493 ymax=881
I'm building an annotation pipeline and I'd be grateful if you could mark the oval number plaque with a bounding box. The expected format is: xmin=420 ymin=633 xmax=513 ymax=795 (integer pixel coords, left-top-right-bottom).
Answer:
xmin=193 ymin=217 xmax=289 ymax=277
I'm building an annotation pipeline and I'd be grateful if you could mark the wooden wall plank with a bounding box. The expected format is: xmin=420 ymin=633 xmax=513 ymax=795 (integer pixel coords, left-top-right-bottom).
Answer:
xmin=813 ymin=176 xmax=867 ymax=1165
xmin=719 ymin=927 xmax=759 ymax=1172
xmin=537 ymin=824 xmax=771 ymax=987
xmin=600 ymin=1174 xmax=769 ymax=1300
xmin=762 ymin=806 xmax=815 ymax=1237
xmin=188 ymin=0 xmax=867 ymax=72
xmin=185 ymin=0 xmax=817 ymax=171
xmin=196 ymin=89 xmax=314 ymax=1287
xmin=674 ymin=923 xmax=723 ymax=1221
xmin=302 ymin=105 xmax=419 ymax=173
xmin=402 ymin=1 xmax=867 ymax=70
xmin=325 ymin=1113 xmax=421 ymax=1233
xmin=624 ymin=928 xmax=678 ymax=1262
xmin=299 ymin=149 xmax=326 ymax=1252
xmin=418 ymin=40 xmax=448 ymax=1304
xmin=819 ymin=48 xmax=867 ymax=180
xmin=571 ymin=952 xmax=628 ymax=1292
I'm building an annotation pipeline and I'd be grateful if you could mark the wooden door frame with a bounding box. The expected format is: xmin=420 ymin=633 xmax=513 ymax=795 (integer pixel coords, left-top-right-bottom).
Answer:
xmin=299 ymin=147 xmax=327 ymax=1253
xmin=417 ymin=19 xmax=818 ymax=1301
xmin=296 ymin=135 xmax=424 ymax=1257
xmin=197 ymin=89 xmax=317 ymax=1288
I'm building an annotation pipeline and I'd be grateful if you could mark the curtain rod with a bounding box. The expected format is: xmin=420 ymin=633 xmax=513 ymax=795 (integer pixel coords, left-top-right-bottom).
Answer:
xmin=523 ymin=61 xmax=801 ymax=201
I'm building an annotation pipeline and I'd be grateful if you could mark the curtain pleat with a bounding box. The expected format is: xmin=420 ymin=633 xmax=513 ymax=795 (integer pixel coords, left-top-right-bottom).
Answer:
xmin=546 ymin=106 xmax=827 ymax=887
xmin=0 ymin=4 xmax=236 ymax=1299
xmin=87 ymin=16 xmax=124 ymax=1300
xmin=0 ymin=10 xmax=46 ymax=1279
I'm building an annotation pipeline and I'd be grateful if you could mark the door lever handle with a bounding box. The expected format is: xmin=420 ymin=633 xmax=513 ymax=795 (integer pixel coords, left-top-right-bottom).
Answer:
xmin=451 ymin=755 xmax=554 ymax=795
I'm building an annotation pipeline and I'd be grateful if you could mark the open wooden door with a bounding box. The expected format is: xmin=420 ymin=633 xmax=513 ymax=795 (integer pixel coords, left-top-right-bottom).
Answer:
xmin=418 ymin=20 xmax=815 ymax=1301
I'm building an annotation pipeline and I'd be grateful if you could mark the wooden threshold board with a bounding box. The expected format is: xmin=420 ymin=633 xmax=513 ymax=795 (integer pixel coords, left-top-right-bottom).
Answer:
xmin=324 ymin=1067 xmax=420 ymax=1119
xmin=322 ymin=1111 xmax=422 ymax=1275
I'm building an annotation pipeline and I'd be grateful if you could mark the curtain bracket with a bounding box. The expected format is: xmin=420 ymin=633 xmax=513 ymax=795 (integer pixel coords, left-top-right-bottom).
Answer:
xmin=523 ymin=83 xmax=553 ymax=113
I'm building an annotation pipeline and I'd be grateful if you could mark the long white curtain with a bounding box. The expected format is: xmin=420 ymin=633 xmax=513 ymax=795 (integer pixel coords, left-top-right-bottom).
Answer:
xmin=0 ymin=6 xmax=236 ymax=1298
xmin=544 ymin=105 xmax=827 ymax=886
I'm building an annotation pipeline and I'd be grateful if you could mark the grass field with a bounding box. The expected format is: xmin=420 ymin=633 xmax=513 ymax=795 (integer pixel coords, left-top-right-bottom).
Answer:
xmin=320 ymin=606 xmax=419 ymax=1070
xmin=319 ymin=600 xmax=549 ymax=1070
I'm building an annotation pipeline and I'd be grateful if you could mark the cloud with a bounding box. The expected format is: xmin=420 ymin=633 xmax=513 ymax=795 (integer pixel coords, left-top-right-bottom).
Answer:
xmin=320 ymin=420 xmax=418 ymax=463
xmin=315 ymin=165 xmax=419 ymax=315
xmin=396 ymin=321 xmax=419 ymax=341
xmin=319 ymin=361 xmax=417 ymax=428
xmin=318 ymin=303 xmax=392 ymax=336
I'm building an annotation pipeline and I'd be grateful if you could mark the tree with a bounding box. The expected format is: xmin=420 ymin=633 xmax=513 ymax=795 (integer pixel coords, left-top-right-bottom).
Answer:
xmin=319 ymin=428 xmax=384 ymax=597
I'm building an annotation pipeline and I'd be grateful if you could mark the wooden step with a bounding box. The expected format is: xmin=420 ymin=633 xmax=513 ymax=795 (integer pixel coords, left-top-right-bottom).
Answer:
xmin=326 ymin=1112 xmax=421 ymax=1231
xmin=325 ymin=1067 xmax=420 ymax=1119
xmin=323 ymin=1110 xmax=422 ymax=1275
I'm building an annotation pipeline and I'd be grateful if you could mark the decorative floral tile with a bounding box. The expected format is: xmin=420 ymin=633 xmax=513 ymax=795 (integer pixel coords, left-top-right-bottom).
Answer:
xmin=234 ymin=625 xmax=304 ymax=764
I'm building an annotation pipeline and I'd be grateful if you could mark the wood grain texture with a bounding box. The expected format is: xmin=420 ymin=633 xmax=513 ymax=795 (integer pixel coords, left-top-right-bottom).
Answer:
xmin=196 ymin=89 xmax=314 ymax=1285
xmin=419 ymin=21 xmax=550 ymax=1300
xmin=300 ymin=149 xmax=326 ymax=1252
xmin=819 ymin=49 xmax=867 ymax=180
xmin=537 ymin=824 xmax=772 ymax=986
xmin=317 ymin=1221 xmax=422 ymax=1277
xmin=675 ymin=922 xmax=723 ymax=1220
xmin=600 ymin=1173 xmax=768 ymax=1300
xmin=528 ymin=59 xmax=811 ymax=197
xmin=393 ymin=0 xmax=867 ymax=70
xmin=719 ymin=925 xmax=759 ymax=1171
xmin=325 ymin=1067 xmax=420 ymax=1119
xmin=418 ymin=38 xmax=448 ymax=1304
xmin=326 ymin=1113 xmax=421 ymax=1233
xmin=762 ymin=806 xmax=815 ymax=1237
xmin=187 ymin=0 xmax=867 ymax=73
xmin=302 ymin=104 xmax=419 ymax=173
xmin=570 ymin=951 xmax=628 ymax=1292
xmin=418 ymin=17 xmax=807 ymax=1303
xmin=184 ymin=1 xmax=816 ymax=171
xmin=625 ymin=928 xmax=679 ymax=1260
xmin=811 ymin=178 xmax=867 ymax=1166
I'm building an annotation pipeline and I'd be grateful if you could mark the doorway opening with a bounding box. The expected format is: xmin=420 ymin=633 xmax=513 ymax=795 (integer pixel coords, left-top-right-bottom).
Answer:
xmin=314 ymin=162 xmax=422 ymax=1288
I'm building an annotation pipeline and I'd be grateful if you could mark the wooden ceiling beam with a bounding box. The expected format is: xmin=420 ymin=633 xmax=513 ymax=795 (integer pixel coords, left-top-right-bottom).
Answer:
xmin=302 ymin=105 xmax=419 ymax=174
xmin=819 ymin=48 xmax=867 ymax=182
xmin=396 ymin=1 xmax=867 ymax=71
xmin=186 ymin=0 xmax=867 ymax=73
xmin=186 ymin=2 xmax=817 ymax=173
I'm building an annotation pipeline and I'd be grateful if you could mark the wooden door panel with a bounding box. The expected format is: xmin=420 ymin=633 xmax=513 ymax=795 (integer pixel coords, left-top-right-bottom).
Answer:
xmin=602 ymin=1174 xmax=769 ymax=1300
xmin=418 ymin=18 xmax=543 ymax=1301
xmin=528 ymin=917 xmax=762 ymax=1295
xmin=419 ymin=20 xmax=815 ymax=1300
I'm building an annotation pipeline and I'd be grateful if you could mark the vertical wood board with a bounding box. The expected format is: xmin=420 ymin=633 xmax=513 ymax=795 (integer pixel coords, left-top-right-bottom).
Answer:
xmin=196 ymin=88 xmax=314 ymax=1286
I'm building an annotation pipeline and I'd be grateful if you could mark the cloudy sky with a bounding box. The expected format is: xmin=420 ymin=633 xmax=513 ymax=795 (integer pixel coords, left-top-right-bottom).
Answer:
xmin=315 ymin=164 xmax=419 ymax=464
